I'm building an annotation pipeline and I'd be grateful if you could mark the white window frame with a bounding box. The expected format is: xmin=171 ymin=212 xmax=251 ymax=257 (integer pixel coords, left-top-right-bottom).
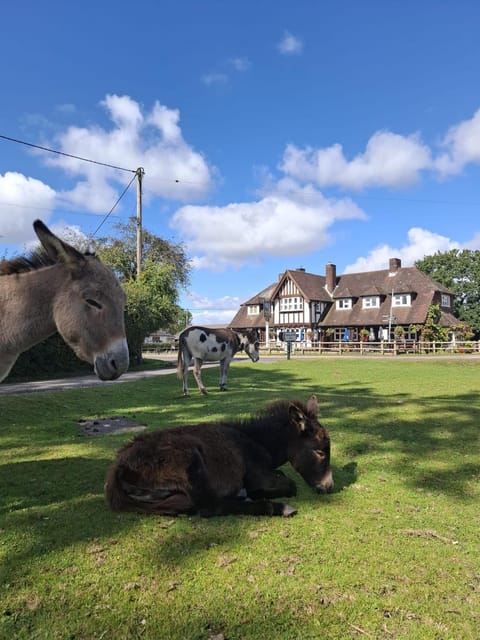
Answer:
xmin=392 ymin=293 xmax=411 ymax=307
xmin=441 ymin=294 xmax=451 ymax=308
xmin=362 ymin=296 xmax=380 ymax=309
xmin=280 ymin=297 xmax=304 ymax=312
xmin=247 ymin=305 xmax=260 ymax=315
xmin=336 ymin=298 xmax=352 ymax=310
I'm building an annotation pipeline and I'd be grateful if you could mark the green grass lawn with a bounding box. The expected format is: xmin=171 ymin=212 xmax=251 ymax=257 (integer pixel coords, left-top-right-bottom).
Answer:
xmin=1 ymin=358 xmax=479 ymax=639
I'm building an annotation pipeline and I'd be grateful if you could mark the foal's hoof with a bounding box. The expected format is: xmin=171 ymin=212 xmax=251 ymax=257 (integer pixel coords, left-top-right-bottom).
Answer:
xmin=282 ymin=504 xmax=297 ymax=517
xmin=200 ymin=388 xmax=208 ymax=396
xmin=219 ymin=385 xmax=228 ymax=392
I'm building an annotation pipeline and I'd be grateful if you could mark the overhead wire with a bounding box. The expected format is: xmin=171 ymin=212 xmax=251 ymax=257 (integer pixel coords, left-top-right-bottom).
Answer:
xmin=90 ymin=173 xmax=137 ymax=238
xmin=0 ymin=133 xmax=135 ymax=173
xmin=0 ymin=132 xmax=205 ymax=184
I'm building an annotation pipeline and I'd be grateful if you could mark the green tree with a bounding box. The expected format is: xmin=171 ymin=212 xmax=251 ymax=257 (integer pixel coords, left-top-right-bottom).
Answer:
xmin=422 ymin=304 xmax=448 ymax=342
xmin=123 ymin=260 xmax=181 ymax=363
xmin=94 ymin=217 xmax=190 ymax=288
xmin=169 ymin=309 xmax=193 ymax=335
xmin=93 ymin=218 xmax=191 ymax=364
xmin=415 ymin=249 xmax=480 ymax=335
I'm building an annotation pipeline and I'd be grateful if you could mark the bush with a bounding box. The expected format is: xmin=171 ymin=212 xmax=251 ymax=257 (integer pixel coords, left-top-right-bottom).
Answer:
xmin=8 ymin=334 xmax=91 ymax=381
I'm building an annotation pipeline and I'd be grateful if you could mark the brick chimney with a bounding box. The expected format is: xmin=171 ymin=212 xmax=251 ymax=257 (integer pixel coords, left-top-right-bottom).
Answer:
xmin=325 ymin=263 xmax=336 ymax=294
xmin=389 ymin=258 xmax=401 ymax=274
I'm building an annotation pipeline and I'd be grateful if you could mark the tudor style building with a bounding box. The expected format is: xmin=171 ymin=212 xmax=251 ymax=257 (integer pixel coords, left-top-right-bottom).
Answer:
xmin=229 ymin=258 xmax=461 ymax=344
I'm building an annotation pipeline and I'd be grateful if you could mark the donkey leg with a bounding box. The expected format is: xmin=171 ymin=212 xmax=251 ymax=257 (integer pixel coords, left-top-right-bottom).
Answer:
xmin=219 ymin=358 xmax=230 ymax=391
xmin=185 ymin=448 xmax=295 ymax=517
xmin=0 ymin=351 xmax=18 ymax=383
xmin=243 ymin=448 xmax=297 ymax=499
xmin=200 ymin=497 xmax=297 ymax=517
xmin=192 ymin=357 xmax=208 ymax=395
xmin=181 ymin=347 xmax=190 ymax=396
xmin=246 ymin=469 xmax=297 ymax=500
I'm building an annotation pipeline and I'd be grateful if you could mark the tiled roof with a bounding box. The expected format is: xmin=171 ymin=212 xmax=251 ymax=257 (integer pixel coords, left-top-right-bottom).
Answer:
xmin=244 ymin=282 xmax=278 ymax=305
xmin=270 ymin=269 xmax=329 ymax=302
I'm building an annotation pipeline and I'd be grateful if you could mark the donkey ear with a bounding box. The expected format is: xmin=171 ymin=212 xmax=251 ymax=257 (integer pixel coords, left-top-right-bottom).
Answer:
xmin=288 ymin=403 xmax=308 ymax=432
xmin=34 ymin=220 xmax=86 ymax=270
xmin=306 ymin=395 xmax=319 ymax=416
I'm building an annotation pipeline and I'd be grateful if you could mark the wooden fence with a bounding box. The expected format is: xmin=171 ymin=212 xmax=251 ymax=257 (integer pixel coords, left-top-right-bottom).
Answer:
xmin=259 ymin=340 xmax=480 ymax=356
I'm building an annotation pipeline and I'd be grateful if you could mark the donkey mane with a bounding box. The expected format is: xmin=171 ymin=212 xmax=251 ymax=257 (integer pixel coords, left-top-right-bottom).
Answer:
xmin=234 ymin=399 xmax=294 ymax=432
xmin=238 ymin=400 xmax=314 ymax=440
xmin=0 ymin=249 xmax=96 ymax=276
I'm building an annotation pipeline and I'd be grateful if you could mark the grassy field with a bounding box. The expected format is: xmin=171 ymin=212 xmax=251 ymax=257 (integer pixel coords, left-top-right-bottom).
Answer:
xmin=1 ymin=358 xmax=479 ymax=639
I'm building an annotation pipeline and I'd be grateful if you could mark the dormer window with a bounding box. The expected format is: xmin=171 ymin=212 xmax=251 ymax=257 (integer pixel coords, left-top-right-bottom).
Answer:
xmin=362 ymin=296 xmax=380 ymax=309
xmin=247 ymin=305 xmax=260 ymax=315
xmin=392 ymin=293 xmax=411 ymax=307
xmin=336 ymin=298 xmax=352 ymax=310
xmin=441 ymin=294 xmax=451 ymax=308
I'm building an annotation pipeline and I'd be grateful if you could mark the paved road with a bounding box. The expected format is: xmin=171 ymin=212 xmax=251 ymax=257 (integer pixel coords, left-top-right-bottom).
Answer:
xmin=0 ymin=364 xmax=180 ymax=396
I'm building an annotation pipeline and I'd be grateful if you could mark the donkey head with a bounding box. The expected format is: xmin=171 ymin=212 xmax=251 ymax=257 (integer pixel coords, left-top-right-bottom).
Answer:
xmin=34 ymin=220 xmax=129 ymax=380
xmin=287 ymin=395 xmax=333 ymax=494
xmin=239 ymin=329 xmax=260 ymax=362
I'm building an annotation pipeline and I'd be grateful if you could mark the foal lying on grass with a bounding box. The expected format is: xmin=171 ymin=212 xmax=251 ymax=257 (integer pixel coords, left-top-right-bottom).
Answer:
xmin=105 ymin=395 xmax=333 ymax=517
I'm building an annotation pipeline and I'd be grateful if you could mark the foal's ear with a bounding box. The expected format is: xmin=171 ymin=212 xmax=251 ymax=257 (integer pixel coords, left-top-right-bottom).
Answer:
xmin=306 ymin=394 xmax=319 ymax=416
xmin=289 ymin=403 xmax=309 ymax=432
xmin=34 ymin=220 xmax=86 ymax=271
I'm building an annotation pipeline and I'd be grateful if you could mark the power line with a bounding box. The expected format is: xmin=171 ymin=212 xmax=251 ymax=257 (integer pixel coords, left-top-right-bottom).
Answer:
xmin=90 ymin=173 xmax=137 ymax=238
xmin=0 ymin=132 xmax=206 ymax=185
xmin=0 ymin=133 xmax=135 ymax=173
xmin=0 ymin=200 xmax=122 ymax=219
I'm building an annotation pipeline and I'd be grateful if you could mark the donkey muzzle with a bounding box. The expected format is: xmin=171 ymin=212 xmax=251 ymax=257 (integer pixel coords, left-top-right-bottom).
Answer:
xmin=315 ymin=468 xmax=334 ymax=494
xmin=94 ymin=339 xmax=129 ymax=380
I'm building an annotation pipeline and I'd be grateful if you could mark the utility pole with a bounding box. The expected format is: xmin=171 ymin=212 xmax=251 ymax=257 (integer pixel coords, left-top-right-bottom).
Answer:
xmin=136 ymin=167 xmax=145 ymax=277
xmin=263 ymin=298 xmax=272 ymax=347
xmin=388 ymin=288 xmax=394 ymax=340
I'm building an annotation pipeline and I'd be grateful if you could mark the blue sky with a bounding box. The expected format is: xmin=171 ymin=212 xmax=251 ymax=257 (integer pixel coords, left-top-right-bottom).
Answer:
xmin=1 ymin=1 xmax=480 ymax=324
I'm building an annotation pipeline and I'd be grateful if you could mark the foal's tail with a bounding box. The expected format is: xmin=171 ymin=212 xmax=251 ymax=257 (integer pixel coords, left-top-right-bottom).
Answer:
xmin=104 ymin=460 xmax=194 ymax=515
xmin=176 ymin=346 xmax=184 ymax=379
xmin=104 ymin=463 xmax=132 ymax=512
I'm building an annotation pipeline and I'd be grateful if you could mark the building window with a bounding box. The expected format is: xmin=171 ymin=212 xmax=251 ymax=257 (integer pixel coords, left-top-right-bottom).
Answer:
xmin=336 ymin=298 xmax=352 ymax=310
xmin=280 ymin=297 xmax=304 ymax=312
xmin=392 ymin=293 xmax=411 ymax=307
xmin=362 ymin=296 xmax=380 ymax=309
xmin=441 ymin=294 xmax=451 ymax=308
xmin=247 ymin=305 xmax=260 ymax=315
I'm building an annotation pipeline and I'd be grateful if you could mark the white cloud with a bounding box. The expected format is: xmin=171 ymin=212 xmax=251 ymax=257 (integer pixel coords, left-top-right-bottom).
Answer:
xmin=434 ymin=108 xmax=480 ymax=176
xmin=0 ymin=172 xmax=56 ymax=244
xmin=281 ymin=131 xmax=432 ymax=190
xmin=171 ymin=178 xmax=367 ymax=270
xmin=463 ymin=232 xmax=480 ymax=250
xmin=183 ymin=292 xmax=242 ymax=325
xmin=201 ymin=72 xmax=228 ymax=86
xmin=229 ymin=56 xmax=250 ymax=71
xmin=277 ymin=31 xmax=303 ymax=55
xmin=201 ymin=56 xmax=250 ymax=87
xmin=55 ymin=103 xmax=76 ymax=114
xmin=45 ymin=94 xmax=213 ymax=210
xmin=343 ymin=227 xmax=461 ymax=273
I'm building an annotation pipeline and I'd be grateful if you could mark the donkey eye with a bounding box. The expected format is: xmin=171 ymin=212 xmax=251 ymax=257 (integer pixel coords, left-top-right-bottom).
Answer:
xmin=86 ymin=298 xmax=102 ymax=309
xmin=314 ymin=450 xmax=326 ymax=460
